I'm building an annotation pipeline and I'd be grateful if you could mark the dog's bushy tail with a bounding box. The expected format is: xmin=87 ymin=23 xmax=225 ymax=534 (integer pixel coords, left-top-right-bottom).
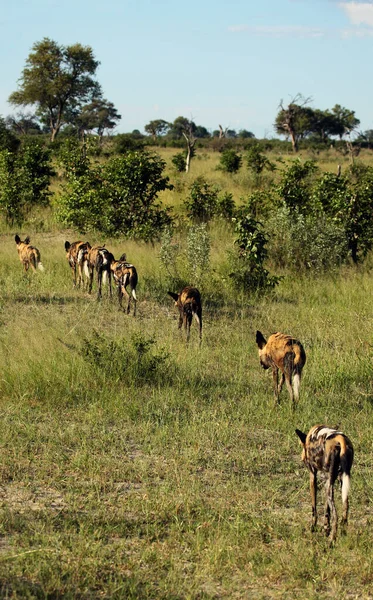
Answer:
xmin=38 ymin=262 xmax=45 ymax=272
xmin=340 ymin=446 xmax=353 ymax=503
xmin=293 ymin=371 xmax=301 ymax=401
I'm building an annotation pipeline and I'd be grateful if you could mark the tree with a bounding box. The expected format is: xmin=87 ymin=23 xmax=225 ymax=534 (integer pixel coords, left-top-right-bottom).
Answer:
xmin=329 ymin=104 xmax=360 ymax=139
xmin=144 ymin=119 xmax=170 ymax=140
xmin=5 ymin=112 xmax=41 ymax=136
xmin=275 ymin=95 xmax=313 ymax=152
xmin=69 ymin=98 xmax=121 ymax=140
xmin=9 ymin=38 xmax=101 ymax=142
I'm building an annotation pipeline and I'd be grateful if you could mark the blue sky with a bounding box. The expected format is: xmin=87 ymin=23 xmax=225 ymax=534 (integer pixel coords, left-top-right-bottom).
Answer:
xmin=1 ymin=0 xmax=373 ymax=137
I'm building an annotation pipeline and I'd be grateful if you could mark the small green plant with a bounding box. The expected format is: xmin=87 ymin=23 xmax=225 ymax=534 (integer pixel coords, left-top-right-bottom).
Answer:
xmin=219 ymin=149 xmax=242 ymax=173
xmin=81 ymin=331 xmax=171 ymax=385
xmin=159 ymin=227 xmax=181 ymax=280
xmin=184 ymin=176 xmax=218 ymax=222
xmin=217 ymin=192 xmax=236 ymax=220
xmin=229 ymin=213 xmax=280 ymax=292
xmin=246 ymin=144 xmax=275 ymax=177
xmin=186 ymin=223 xmax=211 ymax=285
xmin=171 ymin=152 xmax=187 ymax=172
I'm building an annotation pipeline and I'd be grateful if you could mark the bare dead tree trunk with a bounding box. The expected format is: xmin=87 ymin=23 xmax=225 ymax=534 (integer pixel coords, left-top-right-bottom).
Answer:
xmin=219 ymin=124 xmax=228 ymax=139
xmin=183 ymin=131 xmax=196 ymax=173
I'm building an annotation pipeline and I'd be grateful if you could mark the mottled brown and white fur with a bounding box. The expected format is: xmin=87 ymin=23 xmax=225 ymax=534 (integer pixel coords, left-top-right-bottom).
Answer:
xmin=296 ymin=425 xmax=354 ymax=543
xmin=168 ymin=286 xmax=202 ymax=344
xmin=110 ymin=254 xmax=138 ymax=315
xmin=15 ymin=234 xmax=44 ymax=272
xmin=65 ymin=240 xmax=90 ymax=289
xmin=256 ymin=331 xmax=306 ymax=406
xmin=87 ymin=246 xmax=113 ymax=299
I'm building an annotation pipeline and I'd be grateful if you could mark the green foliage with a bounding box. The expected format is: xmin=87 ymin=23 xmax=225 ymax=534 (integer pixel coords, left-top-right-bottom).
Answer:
xmin=277 ymin=159 xmax=318 ymax=213
xmin=184 ymin=176 xmax=218 ymax=222
xmin=9 ymin=38 xmax=101 ymax=141
xmin=0 ymin=142 xmax=53 ymax=225
xmin=113 ymin=133 xmax=145 ymax=153
xmin=171 ymin=152 xmax=187 ymax=172
xmin=0 ymin=116 xmax=20 ymax=152
xmin=186 ymin=223 xmax=211 ymax=285
xmin=217 ymin=192 xmax=236 ymax=220
xmin=266 ymin=206 xmax=348 ymax=272
xmin=229 ymin=213 xmax=280 ymax=292
xmin=245 ymin=144 xmax=275 ymax=176
xmin=311 ymin=165 xmax=373 ymax=263
xmin=219 ymin=149 xmax=242 ymax=173
xmin=159 ymin=227 xmax=181 ymax=281
xmin=81 ymin=330 xmax=171 ymax=385
xmin=57 ymin=149 xmax=173 ymax=241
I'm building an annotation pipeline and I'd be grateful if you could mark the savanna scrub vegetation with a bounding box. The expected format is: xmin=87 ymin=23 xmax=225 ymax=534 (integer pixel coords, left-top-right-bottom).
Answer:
xmin=2 ymin=39 xmax=373 ymax=599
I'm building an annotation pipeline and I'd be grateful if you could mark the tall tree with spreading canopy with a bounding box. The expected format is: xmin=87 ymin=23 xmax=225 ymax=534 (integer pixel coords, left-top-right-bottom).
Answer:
xmin=144 ymin=119 xmax=170 ymax=140
xmin=275 ymin=95 xmax=313 ymax=152
xmin=9 ymin=38 xmax=102 ymax=142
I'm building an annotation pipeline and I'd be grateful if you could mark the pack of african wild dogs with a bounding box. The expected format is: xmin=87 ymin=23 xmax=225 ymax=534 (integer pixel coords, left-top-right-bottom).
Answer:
xmin=14 ymin=233 xmax=354 ymax=545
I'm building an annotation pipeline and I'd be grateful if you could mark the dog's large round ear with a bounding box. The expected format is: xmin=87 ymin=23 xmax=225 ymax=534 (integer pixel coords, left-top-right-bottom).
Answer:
xmin=24 ymin=236 xmax=30 ymax=245
xmin=168 ymin=291 xmax=179 ymax=302
xmin=65 ymin=241 xmax=71 ymax=252
xmin=256 ymin=330 xmax=266 ymax=349
xmin=15 ymin=234 xmax=21 ymax=244
xmin=295 ymin=429 xmax=307 ymax=445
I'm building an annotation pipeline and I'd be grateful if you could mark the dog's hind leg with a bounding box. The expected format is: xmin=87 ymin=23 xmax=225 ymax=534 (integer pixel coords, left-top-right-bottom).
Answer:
xmin=272 ymin=367 xmax=280 ymax=403
xmin=310 ymin=471 xmax=318 ymax=531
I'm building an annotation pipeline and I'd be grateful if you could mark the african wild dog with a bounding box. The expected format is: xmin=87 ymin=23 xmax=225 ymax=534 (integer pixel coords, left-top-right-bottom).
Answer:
xmin=168 ymin=286 xmax=202 ymax=344
xmin=15 ymin=234 xmax=44 ymax=272
xmin=110 ymin=254 xmax=138 ymax=316
xmin=255 ymin=331 xmax=306 ymax=406
xmin=65 ymin=240 xmax=91 ymax=289
xmin=87 ymin=245 xmax=113 ymax=299
xmin=296 ymin=425 xmax=354 ymax=543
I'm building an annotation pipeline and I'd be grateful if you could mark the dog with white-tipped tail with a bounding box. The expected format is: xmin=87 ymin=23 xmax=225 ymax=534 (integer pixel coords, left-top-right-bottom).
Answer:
xmin=296 ymin=424 xmax=354 ymax=544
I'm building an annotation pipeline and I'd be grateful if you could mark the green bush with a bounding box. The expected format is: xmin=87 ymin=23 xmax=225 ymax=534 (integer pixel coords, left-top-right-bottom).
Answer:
xmin=219 ymin=149 xmax=242 ymax=173
xmin=81 ymin=331 xmax=172 ymax=386
xmin=57 ymin=149 xmax=174 ymax=242
xmin=229 ymin=213 xmax=280 ymax=292
xmin=277 ymin=159 xmax=318 ymax=213
xmin=0 ymin=141 xmax=53 ymax=225
xmin=171 ymin=152 xmax=187 ymax=172
xmin=266 ymin=206 xmax=348 ymax=272
xmin=184 ymin=177 xmax=218 ymax=222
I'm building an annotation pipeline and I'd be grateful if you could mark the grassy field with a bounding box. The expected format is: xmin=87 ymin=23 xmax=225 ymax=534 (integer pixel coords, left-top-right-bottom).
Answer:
xmin=1 ymin=149 xmax=373 ymax=598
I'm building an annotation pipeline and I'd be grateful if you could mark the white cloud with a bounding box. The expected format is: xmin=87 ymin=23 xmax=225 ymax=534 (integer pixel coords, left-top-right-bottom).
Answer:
xmin=338 ymin=2 xmax=373 ymax=26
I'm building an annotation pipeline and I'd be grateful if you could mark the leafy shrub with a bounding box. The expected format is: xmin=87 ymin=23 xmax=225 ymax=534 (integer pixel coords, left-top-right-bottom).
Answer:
xmin=114 ymin=133 xmax=145 ymax=153
xmin=184 ymin=177 xmax=218 ymax=222
xmin=219 ymin=149 xmax=242 ymax=173
xmin=229 ymin=213 xmax=280 ymax=292
xmin=277 ymin=159 xmax=318 ymax=213
xmin=57 ymin=150 xmax=174 ymax=242
xmin=266 ymin=206 xmax=348 ymax=272
xmin=171 ymin=152 xmax=187 ymax=172
xmin=217 ymin=192 xmax=236 ymax=220
xmin=81 ymin=331 xmax=171 ymax=386
xmin=0 ymin=142 xmax=53 ymax=225
xmin=312 ymin=165 xmax=373 ymax=263
xmin=186 ymin=223 xmax=211 ymax=285
xmin=245 ymin=144 xmax=275 ymax=176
